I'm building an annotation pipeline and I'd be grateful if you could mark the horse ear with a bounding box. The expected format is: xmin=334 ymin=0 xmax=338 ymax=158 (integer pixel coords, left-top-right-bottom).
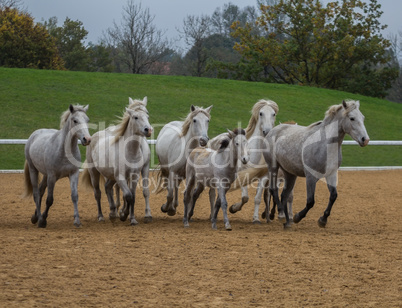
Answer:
xmin=125 ymin=107 xmax=134 ymax=116
xmin=69 ymin=104 xmax=74 ymax=113
xmin=227 ymin=128 xmax=235 ymax=139
xmin=129 ymin=97 xmax=134 ymax=105
xmin=355 ymin=100 xmax=360 ymax=108
xmin=342 ymin=100 xmax=348 ymax=109
xmin=191 ymin=105 xmax=196 ymax=112
xmin=84 ymin=105 xmax=89 ymax=112
xmin=205 ymin=105 xmax=213 ymax=114
xmin=143 ymin=96 xmax=147 ymax=106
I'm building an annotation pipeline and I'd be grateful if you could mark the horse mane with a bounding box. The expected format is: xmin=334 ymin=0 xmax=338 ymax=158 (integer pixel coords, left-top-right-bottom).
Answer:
xmin=180 ymin=106 xmax=211 ymax=137
xmin=111 ymin=105 xmax=148 ymax=143
xmin=218 ymin=128 xmax=246 ymax=152
xmin=246 ymin=99 xmax=279 ymax=139
xmin=128 ymin=98 xmax=148 ymax=111
xmin=325 ymin=100 xmax=358 ymax=121
xmin=60 ymin=104 xmax=87 ymax=129
xmin=307 ymin=100 xmax=358 ymax=128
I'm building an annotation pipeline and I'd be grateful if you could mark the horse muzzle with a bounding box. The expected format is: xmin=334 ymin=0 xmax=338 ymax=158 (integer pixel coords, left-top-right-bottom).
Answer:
xmin=199 ymin=136 xmax=209 ymax=147
xmin=360 ymin=136 xmax=370 ymax=147
xmin=81 ymin=136 xmax=92 ymax=146
xmin=144 ymin=127 xmax=153 ymax=138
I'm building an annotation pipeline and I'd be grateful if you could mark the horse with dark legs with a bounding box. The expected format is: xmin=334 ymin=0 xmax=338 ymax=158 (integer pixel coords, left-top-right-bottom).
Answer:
xmin=155 ymin=105 xmax=213 ymax=216
xmin=81 ymin=98 xmax=153 ymax=225
xmin=183 ymin=128 xmax=250 ymax=230
xmin=23 ymin=104 xmax=91 ymax=228
xmin=263 ymin=100 xmax=369 ymax=228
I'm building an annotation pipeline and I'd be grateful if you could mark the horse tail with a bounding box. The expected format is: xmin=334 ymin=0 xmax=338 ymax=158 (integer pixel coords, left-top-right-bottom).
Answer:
xmin=23 ymin=160 xmax=34 ymax=198
xmin=154 ymin=165 xmax=168 ymax=194
xmin=80 ymin=163 xmax=93 ymax=189
xmin=229 ymin=166 xmax=268 ymax=192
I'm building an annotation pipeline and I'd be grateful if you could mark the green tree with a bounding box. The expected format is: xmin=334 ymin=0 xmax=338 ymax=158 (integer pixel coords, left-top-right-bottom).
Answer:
xmin=232 ymin=0 xmax=398 ymax=97
xmin=0 ymin=7 xmax=64 ymax=69
xmin=43 ymin=17 xmax=89 ymax=71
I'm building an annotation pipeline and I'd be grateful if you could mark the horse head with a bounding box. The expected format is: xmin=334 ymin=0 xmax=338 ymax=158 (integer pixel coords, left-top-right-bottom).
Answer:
xmin=228 ymin=128 xmax=250 ymax=165
xmin=68 ymin=104 xmax=91 ymax=146
xmin=341 ymin=100 xmax=370 ymax=147
xmin=189 ymin=105 xmax=212 ymax=146
xmin=126 ymin=107 xmax=153 ymax=137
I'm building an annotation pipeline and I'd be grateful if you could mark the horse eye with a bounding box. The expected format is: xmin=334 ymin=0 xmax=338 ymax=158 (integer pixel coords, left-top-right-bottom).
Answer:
xmin=273 ymin=113 xmax=276 ymax=117
xmin=259 ymin=112 xmax=263 ymax=116
xmin=236 ymin=142 xmax=239 ymax=146
xmin=193 ymin=119 xmax=197 ymax=123
xmin=134 ymin=117 xmax=138 ymax=120
xmin=73 ymin=120 xmax=78 ymax=124
xmin=350 ymin=117 xmax=355 ymax=121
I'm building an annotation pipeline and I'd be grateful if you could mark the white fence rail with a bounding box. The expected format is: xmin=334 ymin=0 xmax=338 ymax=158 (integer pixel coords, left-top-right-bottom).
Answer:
xmin=1 ymin=139 xmax=401 ymax=172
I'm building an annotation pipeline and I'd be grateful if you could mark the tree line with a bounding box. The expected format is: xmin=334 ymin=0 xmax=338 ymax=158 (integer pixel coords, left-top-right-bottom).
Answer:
xmin=0 ymin=0 xmax=401 ymax=100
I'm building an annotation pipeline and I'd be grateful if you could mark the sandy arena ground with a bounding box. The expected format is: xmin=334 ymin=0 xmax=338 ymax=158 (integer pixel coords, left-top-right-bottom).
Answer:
xmin=0 ymin=170 xmax=401 ymax=307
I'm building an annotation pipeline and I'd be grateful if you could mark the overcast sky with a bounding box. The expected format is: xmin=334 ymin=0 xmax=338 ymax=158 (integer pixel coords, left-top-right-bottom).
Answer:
xmin=23 ymin=0 xmax=401 ymax=49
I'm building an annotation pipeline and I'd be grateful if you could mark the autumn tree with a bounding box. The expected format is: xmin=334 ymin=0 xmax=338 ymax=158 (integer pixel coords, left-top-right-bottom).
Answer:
xmin=0 ymin=7 xmax=64 ymax=69
xmin=232 ymin=0 xmax=398 ymax=97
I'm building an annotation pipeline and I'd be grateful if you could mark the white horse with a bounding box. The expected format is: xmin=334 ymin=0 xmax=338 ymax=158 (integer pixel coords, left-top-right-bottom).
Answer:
xmin=24 ymin=104 xmax=91 ymax=228
xmin=81 ymin=100 xmax=153 ymax=225
xmin=155 ymin=104 xmax=213 ymax=216
xmin=183 ymin=128 xmax=250 ymax=230
xmin=264 ymin=100 xmax=370 ymax=228
xmin=208 ymin=99 xmax=288 ymax=223
xmin=108 ymin=97 xmax=153 ymax=223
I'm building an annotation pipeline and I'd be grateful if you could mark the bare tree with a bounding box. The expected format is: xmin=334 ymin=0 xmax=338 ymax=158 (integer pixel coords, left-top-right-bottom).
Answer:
xmin=105 ymin=0 xmax=169 ymax=74
xmin=179 ymin=14 xmax=211 ymax=77
xmin=0 ymin=0 xmax=23 ymax=9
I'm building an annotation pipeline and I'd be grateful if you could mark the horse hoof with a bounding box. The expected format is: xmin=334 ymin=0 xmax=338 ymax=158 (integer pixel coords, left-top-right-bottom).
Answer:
xmin=130 ymin=219 xmax=139 ymax=226
xmin=269 ymin=213 xmax=275 ymax=221
xmin=167 ymin=209 xmax=176 ymax=216
xmin=161 ymin=204 xmax=168 ymax=213
xmin=261 ymin=211 xmax=266 ymax=219
xmin=74 ymin=222 xmax=82 ymax=228
xmin=225 ymin=224 xmax=232 ymax=231
xmin=318 ymin=217 xmax=327 ymax=228
xmin=283 ymin=222 xmax=292 ymax=229
xmin=184 ymin=222 xmax=190 ymax=228
xmin=278 ymin=213 xmax=286 ymax=223
xmin=253 ymin=220 xmax=261 ymax=225
xmin=212 ymin=224 xmax=217 ymax=230
xmin=229 ymin=205 xmax=237 ymax=214
xmin=38 ymin=219 xmax=47 ymax=228
xmin=31 ymin=215 xmax=38 ymax=224
xmin=98 ymin=216 xmax=105 ymax=222
xmin=293 ymin=213 xmax=301 ymax=224
xmin=109 ymin=214 xmax=117 ymax=222
xmin=143 ymin=216 xmax=152 ymax=224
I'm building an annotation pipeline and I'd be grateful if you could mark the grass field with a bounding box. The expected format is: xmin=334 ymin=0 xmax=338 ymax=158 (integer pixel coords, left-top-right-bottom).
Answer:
xmin=0 ymin=67 xmax=401 ymax=169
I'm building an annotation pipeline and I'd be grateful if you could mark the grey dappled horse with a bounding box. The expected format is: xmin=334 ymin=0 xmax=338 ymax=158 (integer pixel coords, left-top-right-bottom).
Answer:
xmin=263 ymin=100 xmax=369 ymax=228
xmin=183 ymin=128 xmax=250 ymax=230
xmin=81 ymin=100 xmax=153 ymax=225
xmin=155 ymin=105 xmax=213 ymax=216
xmin=24 ymin=104 xmax=91 ymax=228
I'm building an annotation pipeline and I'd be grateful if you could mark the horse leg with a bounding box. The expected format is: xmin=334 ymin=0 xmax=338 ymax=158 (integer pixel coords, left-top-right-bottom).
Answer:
xmin=229 ymin=186 xmax=249 ymax=214
xmin=28 ymin=167 xmax=41 ymax=225
xmin=141 ymin=168 xmax=152 ymax=223
xmin=114 ymin=184 xmax=121 ymax=213
xmin=318 ymin=172 xmax=338 ymax=228
xmin=105 ymin=179 xmax=117 ymax=221
xmin=118 ymin=180 xmax=137 ymax=225
xmin=173 ymin=179 xmax=182 ymax=210
xmin=188 ymin=183 xmax=204 ymax=221
xmin=279 ymin=174 xmax=296 ymax=229
xmin=293 ymin=174 xmax=318 ymax=224
xmin=218 ymin=188 xmax=232 ymax=231
xmin=31 ymin=175 xmax=47 ymax=224
xmin=39 ymin=175 xmax=56 ymax=228
xmin=211 ymin=198 xmax=221 ymax=230
xmin=69 ymin=171 xmax=81 ymax=227
xmin=208 ymin=188 xmax=216 ymax=220
xmin=89 ymin=169 xmax=104 ymax=222
xmin=161 ymin=172 xmax=175 ymax=216
xmin=287 ymin=188 xmax=294 ymax=222
xmin=183 ymin=176 xmax=195 ymax=228
xmin=129 ymin=179 xmax=139 ymax=226
xmin=252 ymin=176 xmax=268 ymax=224
xmin=269 ymin=170 xmax=284 ymax=223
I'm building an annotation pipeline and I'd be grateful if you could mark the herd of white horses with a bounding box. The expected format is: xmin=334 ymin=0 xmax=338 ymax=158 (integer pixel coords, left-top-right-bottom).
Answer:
xmin=23 ymin=97 xmax=369 ymax=229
